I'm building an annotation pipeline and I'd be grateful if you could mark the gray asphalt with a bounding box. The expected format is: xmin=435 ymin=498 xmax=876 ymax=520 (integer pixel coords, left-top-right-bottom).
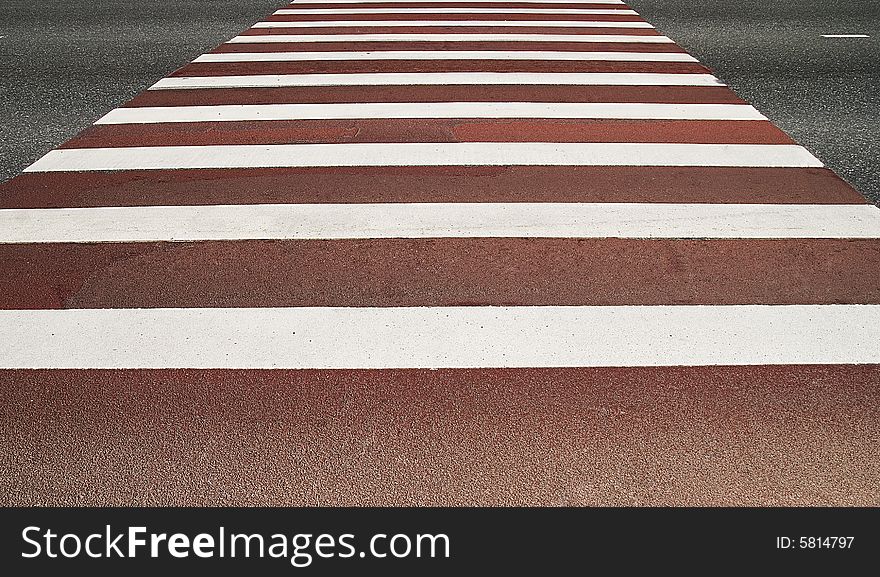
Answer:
xmin=0 ymin=0 xmax=289 ymax=181
xmin=628 ymin=0 xmax=880 ymax=204
xmin=1 ymin=0 xmax=878 ymax=204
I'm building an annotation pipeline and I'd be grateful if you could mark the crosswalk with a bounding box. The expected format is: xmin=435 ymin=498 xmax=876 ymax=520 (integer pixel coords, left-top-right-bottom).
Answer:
xmin=2 ymin=1 xmax=879 ymax=506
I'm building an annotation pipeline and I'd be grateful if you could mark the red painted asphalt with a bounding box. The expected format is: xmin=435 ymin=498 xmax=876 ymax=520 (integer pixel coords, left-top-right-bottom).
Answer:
xmin=215 ymin=40 xmax=681 ymax=51
xmin=1 ymin=167 xmax=865 ymax=208
xmin=4 ymin=239 xmax=880 ymax=310
xmin=280 ymin=2 xmax=637 ymax=8
xmin=171 ymin=61 xmax=706 ymax=75
xmin=266 ymin=14 xmax=643 ymax=22
xmin=62 ymin=119 xmax=791 ymax=147
xmin=3 ymin=367 xmax=878 ymax=506
xmin=127 ymin=85 xmax=737 ymax=106
xmin=237 ymin=25 xmax=660 ymax=34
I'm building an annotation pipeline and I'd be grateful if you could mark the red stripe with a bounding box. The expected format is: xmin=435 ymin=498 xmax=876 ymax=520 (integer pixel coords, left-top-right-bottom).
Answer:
xmin=170 ymin=60 xmax=708 ymax=75
xmin=61 ymin=120 xmax=792 ymax=148
xmin=1 ymin=167 xmax=864 ymax=208
xmin=266 ymin=13 xmax=645 ymax=21
xmin=241 ymin=25 xmax=659 ymax=34
xmin=129 ymin=86 xmax=741 ymax=106
xmin=4 ymin=366 xmax=878 ymax=506
xmin=277 ymin=3 xmax=639 ymax=8
xmin=4 ymin=239 xmax=880 ymax=310
xmin=453 ymin=119 xmax=790 ymax=143
xmin=213 ymin=40 xmax=684 ymax=52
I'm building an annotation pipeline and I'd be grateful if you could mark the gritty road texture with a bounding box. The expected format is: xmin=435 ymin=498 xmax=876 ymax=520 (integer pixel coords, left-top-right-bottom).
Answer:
xmin=0 ymin=0 xmax=290 ymax=182
xmin=627 ymin=0 xmax=880 ymax=204
xmin=2 ymin=0 xmax=878 ymax=204
xmin=3 ymin=367 xmax=878 ymax=506
xmin=1 ymin=2 xmax=878 ymax=507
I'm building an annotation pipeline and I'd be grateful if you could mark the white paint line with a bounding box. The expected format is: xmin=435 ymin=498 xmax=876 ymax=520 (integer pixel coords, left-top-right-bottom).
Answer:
xmin=23 ymin=143 xmax=819 ymax=172
xmin=4 ymin=202 xmax=875 ymax=244
xmin=252 ymin=19 xmax=653 ymax=28
xmin=228 ymin=33 xmax=672 ymax=43
xmin=196 ymin=50 xmax=696 ymax=63
xmin=822 ymin=34 xmax=869 ymax=38
xmin=2 ymin=305 xmax=879 ymax=369
xmin=291 ymin=0 xmax=626 ymax=3
xmin=150 ymin=72 xmax=720 ymax=89
xmin=97 ymin=103 xmax=764 ymax=124
xmin=275 ymin=8 xmax=638 ymax=14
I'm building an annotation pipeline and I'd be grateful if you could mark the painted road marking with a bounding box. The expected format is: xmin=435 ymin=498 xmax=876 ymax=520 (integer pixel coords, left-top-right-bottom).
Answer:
xmin=274 ymin=9 xmax=639 ymax=15
xmin=95 ymin=103 xmax=765 ymax=124
xmin=151 ymin=72 xmax=720 ymax=89
xmin=62 ymin=120 xmax=791 ymax=146
xmin=175 ymin=61 xmax=710 ymax=77
xmin=195 ymin=50 xmax=696 ymax=63
xmin=6 ymin=238 xmax=879 ymax=309
xmin=24 ymin=143 xmax=819 ymax=172
xmin=287 ymin=1 xmax=629 ymax=4
xmin=4 ymin=0 xmax=880 ymax=510
xmin=252 ymin=19 xmax=653 ymax=28
xmin=125 ymin=86 xmax=746 ymax=108
xmin=4 ymin=203 xmax=878 ymax=244
xmin=228 ymin=33 xmax=671 ymax=43
xmin=2 ymin=305 xmax=879 ymax=369
xmin=822 ymin=34 xmax=870 ymax=38
xmin=7 ymin=167 xmax=859 ymax=207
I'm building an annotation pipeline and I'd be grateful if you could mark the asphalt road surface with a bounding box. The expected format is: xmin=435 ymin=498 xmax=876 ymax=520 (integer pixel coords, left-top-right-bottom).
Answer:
xmin=628 ymin=0 xmax=880 ymax=204
xmin=2 ymin=0 xmax=878 ymax=203
xmin=1 ymin=0 xmax=290 ymax=182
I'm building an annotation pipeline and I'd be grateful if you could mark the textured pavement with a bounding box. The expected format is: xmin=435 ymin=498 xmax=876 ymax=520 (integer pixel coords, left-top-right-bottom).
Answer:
xmin=1 ymin=1 xmax=878 ymax=507
xmin=2 ymin=0 xmax=878 ymax=204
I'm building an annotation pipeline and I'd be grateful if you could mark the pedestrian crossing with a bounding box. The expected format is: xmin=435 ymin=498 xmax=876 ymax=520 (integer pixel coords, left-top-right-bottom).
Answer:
xmin=195 ymin=50 xmax=692 ymax=61
xmin=248 ymin=20 xmax=657 ymax=27
xmin=2 ymin=0 xmax=879 ymax=506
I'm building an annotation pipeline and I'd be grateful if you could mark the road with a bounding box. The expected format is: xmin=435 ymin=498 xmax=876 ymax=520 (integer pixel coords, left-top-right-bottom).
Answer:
xmin=1 ymin=1 xmax=878 ymax=506
xmin=0 ymin=0 xmax=289 ymax=183
xmin=2 ymin=0 xmax=877 ymax=203
xmin=628 ymin=0 xmax=880 ymax=204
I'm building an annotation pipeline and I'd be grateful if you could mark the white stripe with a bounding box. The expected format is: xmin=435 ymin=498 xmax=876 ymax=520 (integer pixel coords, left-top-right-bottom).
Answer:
xmin=822 ymin=34 xmax=869 ymax=38
xmin=24 ymin=143 xmax=819 ymax=172
xmin=289 ymin=1 xmax=629 ymax=4
xmin=97 ymin=103 xmax=765 ymax=124
xmin=228 ymin=33 xmax=672 ymax=42
xmin=196 ymin=50 xmax=696 ymax=63
xmin=150 ymin=72 xmax=719 ymax=89
xmin=2 ymin=305 xmax=878 ymax=369
xmin=253 ymin=19 xmax=652 ymax=28
xmin=275 ymin=8 xmax=638 ymax=14
xmin=5 ymin=202 xmax=875 ymax=244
